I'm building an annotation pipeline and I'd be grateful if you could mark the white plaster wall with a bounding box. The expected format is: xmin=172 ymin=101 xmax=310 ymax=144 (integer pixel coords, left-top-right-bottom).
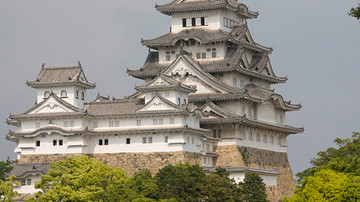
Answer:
xmin=257 ymin=102 xmax=276 ymax=124
xmin=229 ymin=172 xmax=277 ymax=186
xmin=171 ymin=10 xmax=221 ymax=33
xmin=36 ymin=86 xmax=87 ymax=108
xmin=14 ymin=175 xmax=42 ymax=194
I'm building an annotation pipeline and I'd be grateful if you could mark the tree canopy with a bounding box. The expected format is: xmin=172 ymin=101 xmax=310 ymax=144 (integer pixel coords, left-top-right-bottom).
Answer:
xmin=25 ymin=156 xmax=268 ymax=202
xmin=349 ymin=4 xmax=360 ymax=20
xmin=286 ymin=132 xmax=360 ymax=201
xmin=0 ymin=161 xmax=13 ymax=181
xmin=0 ymin=175 xmax=18 ymax=202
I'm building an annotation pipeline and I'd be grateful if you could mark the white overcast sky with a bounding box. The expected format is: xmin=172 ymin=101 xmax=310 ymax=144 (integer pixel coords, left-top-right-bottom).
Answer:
xmin=0 ymin=0 xmax=359 ymax=175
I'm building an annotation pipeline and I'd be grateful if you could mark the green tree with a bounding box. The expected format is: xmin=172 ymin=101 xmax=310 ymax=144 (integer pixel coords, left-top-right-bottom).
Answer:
xmin=0 ymin=161 xmax=13 ymax=181
xmin=296 ymin=132 xmax=360 ymax=183
xmin=128 ymin=170 xmax=160 ymax=200
xmin=349 ymin=4 xmax=360 ymax=20
xmin=288 ymin=170 xmax=360 ymax=201
xmin=0 ymin=175 xmax=18 ymax=202
xmin=27 ymin=155 xmax=134 ymax=202
xmin=200 ymin=167 xmax=241 ymax=202
xmin=155 ymin=163 xmax=206 ymax=202
xmin=239 ymin=172 xmax=268 ymax=202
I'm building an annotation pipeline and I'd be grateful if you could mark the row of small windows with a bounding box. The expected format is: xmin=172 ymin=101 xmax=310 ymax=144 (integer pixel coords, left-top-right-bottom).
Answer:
xmin=165 ymin=50 xmax=176 ymax=61
xmin=223 ymin=17 xmax=240 ymax=29
xmin=43 ymin=90 xmax=84 ymax=100
xmin=53 ymin=139 xmax=63 ymax=146
xmin=196 ymin=48 xmax=217 ymax=59
xmin=182 ymin=17 xmax=207 ymax=27
xmin=246 ymin=132 xmax=281 ymax=145
xmin=20 ymin=179 xmax=31 ymax=186
xmin=93 ymin=118 xmax=176 ymax=128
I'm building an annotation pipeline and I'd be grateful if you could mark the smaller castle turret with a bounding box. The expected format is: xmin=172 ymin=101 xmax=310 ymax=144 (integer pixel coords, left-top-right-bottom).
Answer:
xmin=26 ymin=64 xmax=96 ymax=109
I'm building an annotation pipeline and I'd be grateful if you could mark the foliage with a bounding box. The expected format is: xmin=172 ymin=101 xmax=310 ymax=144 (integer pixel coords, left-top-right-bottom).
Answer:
xmin=0 ymin=175 xmax=18 ymax=202
xmin=349 ymin=4 xmax=360 ymax=20
xmin=155 ymin=163 xmax=205 ymax=202
xmin=0 ymin=161 xmax=13 ymax=181
xmin=237 ymin=146 xmax=249 ymax=167
xmin=27 ymin=156 xmax=134 ymax=202
xmin=239 ymin=172 xmax=268 ymax=202
xmin=288 ymin=170 xmax=360 ymax=201
xmin=296 ymin=132 xmax=360 ymax=183
xmin=128 ymin=170 xmax=160 ymax=200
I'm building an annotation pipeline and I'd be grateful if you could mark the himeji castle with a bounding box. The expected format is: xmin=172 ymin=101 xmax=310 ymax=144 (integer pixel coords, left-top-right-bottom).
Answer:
xmin=6 ymin=0 xmax=303 ymax=201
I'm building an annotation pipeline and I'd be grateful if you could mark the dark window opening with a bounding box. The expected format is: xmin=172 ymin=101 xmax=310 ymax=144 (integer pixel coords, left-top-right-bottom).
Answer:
xmin=59 ymin=139 xmax=63 ymax=146
xmin=99 ymin=139 xmax=103 ymax=145
xmin=126 ymin=138 xmax=131 ymax=144
xmin=182 ymin=18 xmax=186 ymax=27
xmin=53 ymin=140 xmax=57 ymax=146
xmin=27 ymin=179 xmax=31 ymax=185
xmin=201 ymin=17 xmax=205 ymax=25
xmin=36 ymin=141 xmax=40 ymax=147
xmin=192 ymin=18 xmax=196 ymax=26
xmin=21 ymin=179 xmax=26 ymax=186
xmin=104 ymin=139 xmax=109 ymax=145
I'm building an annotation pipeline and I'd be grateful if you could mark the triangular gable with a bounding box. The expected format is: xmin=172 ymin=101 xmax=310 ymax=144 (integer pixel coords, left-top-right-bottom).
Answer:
xmin=163 ymin=55 xmax=238 ymax=94
xmin=201 ymin=102 xmax=239 ymax=119
xmin=27 ymin=94 xmax=78 ymax=114
xmin=137 ymin=95 xmax=181 ymax=112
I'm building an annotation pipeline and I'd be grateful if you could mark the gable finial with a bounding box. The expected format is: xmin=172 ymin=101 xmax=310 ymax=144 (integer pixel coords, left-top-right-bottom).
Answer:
xmin=42 ymin=63 xmax=45 ymax=69
xmin=78 ymin=61 xmax=82 ymax=67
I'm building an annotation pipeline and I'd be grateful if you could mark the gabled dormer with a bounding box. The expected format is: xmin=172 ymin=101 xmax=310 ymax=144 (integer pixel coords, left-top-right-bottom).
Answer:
xmin=135 ymin=74 xmax=196 ymax=105
xmin=26 ymin=63 xmax=96 ymax=109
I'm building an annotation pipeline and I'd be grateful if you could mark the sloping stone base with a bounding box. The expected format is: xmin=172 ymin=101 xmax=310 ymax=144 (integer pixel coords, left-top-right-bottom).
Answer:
xmin=17 ymin=151 xmax=201 ymax=176
xmin=214 ymin=145 xmax=296 ymax=202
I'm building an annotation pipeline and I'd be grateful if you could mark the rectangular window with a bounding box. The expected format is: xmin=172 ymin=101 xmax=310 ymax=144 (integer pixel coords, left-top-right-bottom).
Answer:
xmin=256 ymin=133 xmax=260 ymax=142
xmin=21 ymin=179 xmax=26 ymax=186
xmin=137 ymin=120 xmax=141 ymax=126
xmin=263 ymin=135 xmax=267 ymax=143
xmin=36 ymin=140 xmax=40 ymax=147
xmin=53 ymin=140 xmax=57 ymax=146
xmin=171 ymin=50 xmax=175 ymax=54
xmin=166 ymin=55 xmax=171 ymax=61
xmin=143 ymin=137 xmax=147 ymax=144
xmin=223 ymin=17 xmax=226 ymax=27
xmin=27 ymin=179 xmax=31 ymax=185
xmin=206 ymin=144 xmax=210 ymax=151
xmin=165 ymin=136 xmax=168 ymax=143
xmin=148 ymin=137 xmax=153 ymax=144
xmin=165 ymin=92 xmax=170 ymax=97
xmin=35 ymin=122 xmax=40 ymax=128
xmin=249 ymin=132 xmax=253 ymax=141
xmin=191 ymin=137 xmax=194 ymax=144
xmin=153 ymin=119 xmax=158 ymax=125
xmin=218 ymin=129 xmax=222 ymax=138
xmin=99 ymin=139 xmax=103 ymax=145
xmin=109 ymin=121 xmax=114 ymax=127
xmin=170 ymin=118 xmax=174 ymax=124
xmin=126 ymin=138 xmax=131 ymax=144
xmin=182 ymin=18 xmax=187 ymax=27
xmin=201 ymin=17 xmax=205 ymax=26
xmin=69 ymin=121 xmax=74 ymax=127
xmin=159 ymin=119 xmax=163 ymax=125
xmin=192 ymin=18 xmax=196 ymax=26
xmin=104 ymin=139 xmax=109 ymax=145
xmin=64 ymin=121 xmax=68 ymax=127
xmin=202 ymin=53 xmax=206 ymax=59
xmin=233 ymin=77 xmax=237 ymax=86
xmin=212 ymin=51 xmax=217 ymax=58
xmin=196 ymin=53 xmax=201 ymax=59
xmin=204 ymin=157 xmax=207 ymax=164
xmin=270 ymin=136 xmax=274 ymax=144
xmin=187 ymin=136 xmax=190 ymax=144
xmin=207 ymin=48 xmax=211 ymax=52
xmin=213 ymin=130 xmax=217 ymax=138
xmin=115 ymin=121 xmax=119 ymax=127
xmin=59 ymin=139 xmax=63 ymax=146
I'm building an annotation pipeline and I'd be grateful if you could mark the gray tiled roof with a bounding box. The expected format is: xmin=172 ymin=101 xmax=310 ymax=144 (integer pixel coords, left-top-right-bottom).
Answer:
xmin=135 ymin=74 xmax=197 ymax=93
xmin=26 ymin=65 xmax=96 ymax=89
xmin=156 ymin=0 xmax=258 ymax=19
xmin=142 ymin=28 xmax=229 ymax=47
xmin=203 ymin=166 xmax=281 ymax=175
xmin=8 ymin=163 xmax=51 ymax=179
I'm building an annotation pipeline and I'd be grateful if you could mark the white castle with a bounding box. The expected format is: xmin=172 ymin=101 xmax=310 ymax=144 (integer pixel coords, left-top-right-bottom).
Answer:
xmin=6 ymin=0 xmax=303 ymax=200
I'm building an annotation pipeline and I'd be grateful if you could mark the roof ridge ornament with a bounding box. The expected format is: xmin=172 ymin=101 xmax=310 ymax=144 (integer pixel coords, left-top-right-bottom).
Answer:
xmin=78 ymin=61 xmax=82 ymax=67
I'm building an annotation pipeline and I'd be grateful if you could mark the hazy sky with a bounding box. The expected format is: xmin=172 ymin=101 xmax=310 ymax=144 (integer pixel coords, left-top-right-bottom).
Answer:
xmin=0 ymin=0 xmax=359 ymax=175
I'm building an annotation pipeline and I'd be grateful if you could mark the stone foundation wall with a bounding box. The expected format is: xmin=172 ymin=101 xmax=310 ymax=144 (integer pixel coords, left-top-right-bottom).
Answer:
xmin=214 ymin=145 xmax=296 ymax=202
xmin=214 ymin=144 xmax=246 ymax=167
xmin=17 ymin=151 xmax=201 ymax=176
